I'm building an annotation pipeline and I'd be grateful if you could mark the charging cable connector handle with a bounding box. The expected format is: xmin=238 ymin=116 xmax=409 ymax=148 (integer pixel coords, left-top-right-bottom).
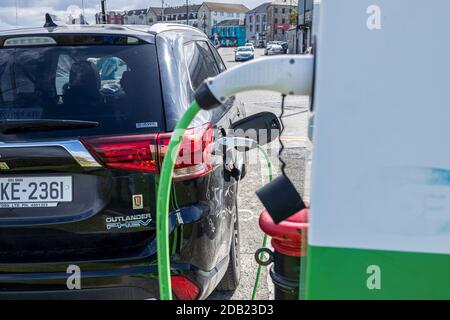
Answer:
xmin=195 ymin=55 xmax=314 ymax=110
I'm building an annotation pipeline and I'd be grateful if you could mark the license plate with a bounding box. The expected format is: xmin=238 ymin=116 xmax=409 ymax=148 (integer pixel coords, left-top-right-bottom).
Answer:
xmin=0 ymin=176 xmax=72 ymax=208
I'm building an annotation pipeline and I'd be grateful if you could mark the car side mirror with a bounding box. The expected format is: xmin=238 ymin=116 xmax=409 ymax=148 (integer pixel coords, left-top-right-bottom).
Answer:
xmin=230 ymin=112 xmax=281 ymax=149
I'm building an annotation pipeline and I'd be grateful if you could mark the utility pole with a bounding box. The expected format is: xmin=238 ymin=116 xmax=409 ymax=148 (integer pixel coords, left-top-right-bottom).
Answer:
xmin=15 ymin=0 xmax=18 ymax=28
xmin=186 ymin=0 xmax=189 ymax=25
xmin=161 ymin=0 xmax=165 ymax=22
xmin=302 ymin=0 xmax=306 ymax=53
xmin=101 ymin=0 xmax=107 ymax=24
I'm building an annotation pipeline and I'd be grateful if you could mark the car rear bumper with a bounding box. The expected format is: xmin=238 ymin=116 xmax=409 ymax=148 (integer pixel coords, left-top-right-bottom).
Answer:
xmin=0 ymin=286 xmax=156 ymax=300
xmin=0 ymin=248 xmax=166 ymax=299
xmin=235 ymin=56 xmax=253 ymax=61
xmin=0 ymin=244 xmax=228 ymax=300
xmin=0 ymin=204 xmax=229 ymax=300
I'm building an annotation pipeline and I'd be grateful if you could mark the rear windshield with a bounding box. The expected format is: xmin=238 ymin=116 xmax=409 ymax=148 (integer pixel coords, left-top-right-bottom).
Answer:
xmin=0 ymin=42 xmax=164 ymax=141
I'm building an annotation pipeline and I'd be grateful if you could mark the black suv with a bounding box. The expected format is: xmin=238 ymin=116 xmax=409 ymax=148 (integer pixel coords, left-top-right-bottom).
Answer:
xmin=0 ymin=23 xmax=247 ymax=299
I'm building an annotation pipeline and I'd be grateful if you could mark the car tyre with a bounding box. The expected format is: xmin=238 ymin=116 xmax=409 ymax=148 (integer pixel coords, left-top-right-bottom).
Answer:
xmin=216 ymin=196 xmax=241 ymax=291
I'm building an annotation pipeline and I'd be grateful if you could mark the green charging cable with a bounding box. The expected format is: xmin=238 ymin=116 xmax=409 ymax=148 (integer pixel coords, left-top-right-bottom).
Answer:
xmin=156 ymin=101 xmax=201 ymax=300
xmin=251 ymin=145 xmax=273 ymax=300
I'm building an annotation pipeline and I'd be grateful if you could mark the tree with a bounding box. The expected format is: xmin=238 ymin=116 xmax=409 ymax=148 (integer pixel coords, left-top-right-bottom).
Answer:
xmin=289 ymin=9 xmax=297 ymax=25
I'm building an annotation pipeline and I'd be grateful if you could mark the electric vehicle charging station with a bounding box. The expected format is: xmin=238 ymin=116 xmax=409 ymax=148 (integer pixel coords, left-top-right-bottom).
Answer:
xmin=157 ymin=0 xmax=450 ymax=300
xmin=306 ymin=0 xmax=450 ymax=299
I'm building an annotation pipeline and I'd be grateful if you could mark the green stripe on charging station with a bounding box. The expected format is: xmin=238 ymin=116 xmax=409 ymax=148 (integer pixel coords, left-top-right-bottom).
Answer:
xmin=305 ymin=245 xmax=450 ymax=300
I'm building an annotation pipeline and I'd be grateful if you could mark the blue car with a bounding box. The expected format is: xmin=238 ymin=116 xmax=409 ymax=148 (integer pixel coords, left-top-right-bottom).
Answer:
xmin=234 ymin=46 xmax=255 ymax=62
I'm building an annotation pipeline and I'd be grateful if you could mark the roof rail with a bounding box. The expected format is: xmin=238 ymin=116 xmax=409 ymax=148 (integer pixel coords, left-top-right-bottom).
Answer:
xmin=147 ymin=23 xmax=204 ymax=34
xmin=102 ymin=25 xmax=129 ymax=31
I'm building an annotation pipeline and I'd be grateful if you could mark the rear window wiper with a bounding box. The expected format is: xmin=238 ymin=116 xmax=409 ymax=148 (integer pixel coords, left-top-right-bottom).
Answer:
xmin=0 ymin=119 xmax=99 ymax=134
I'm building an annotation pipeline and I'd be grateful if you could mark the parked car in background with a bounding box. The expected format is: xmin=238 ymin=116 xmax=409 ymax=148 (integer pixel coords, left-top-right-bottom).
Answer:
xmin=235 ymin=46 xmax=255 ymax=61
xmin=244 ymin=43 xmax=255 ymax=51
xmin=264 ymin=41 xmax=288 ymax=55
xmin=278 ymin=41 xmax=288 ymax=53
xmin=0 ymin=23 xmax=255 ymax=300
xmin=264 ymin=41 xmax=274 ymax=55
xmin=264 ymin=43 xmax=284 ymax=55
xmin=264 ymin=41 xmax=273 ymax=54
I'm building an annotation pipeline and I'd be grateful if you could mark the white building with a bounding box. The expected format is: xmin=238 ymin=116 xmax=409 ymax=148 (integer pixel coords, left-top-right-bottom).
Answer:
xmin=198 ymin=2 xmax=249 ymax=37
xmin=153 ymin=4 xmax=202 ymax=27
xmin=124 ymin=9 xmax=148 ymax=25
xmin=245 ymin=2 xmax=270 ymax=42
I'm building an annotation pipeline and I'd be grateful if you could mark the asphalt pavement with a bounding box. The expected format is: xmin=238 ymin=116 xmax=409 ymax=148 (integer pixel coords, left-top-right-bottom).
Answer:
xmin=208 ymin=48 xmax=312 ymax=300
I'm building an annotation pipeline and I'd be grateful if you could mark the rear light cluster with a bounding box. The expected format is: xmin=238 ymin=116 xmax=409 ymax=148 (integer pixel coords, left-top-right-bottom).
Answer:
xmin=81 ymin=123 xmax=214 ymax=180
xmin=171 ymin=275 xmax=200 ymax=300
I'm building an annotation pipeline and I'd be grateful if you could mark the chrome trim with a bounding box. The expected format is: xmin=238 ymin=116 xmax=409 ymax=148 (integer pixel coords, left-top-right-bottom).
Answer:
xmin=0 ymin=140 xmax=102 ymax=168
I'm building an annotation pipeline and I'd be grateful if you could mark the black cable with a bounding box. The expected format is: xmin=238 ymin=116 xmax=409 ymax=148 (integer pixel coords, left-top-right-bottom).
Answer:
xmin=279 ymin=94 xmax=287 ymax=176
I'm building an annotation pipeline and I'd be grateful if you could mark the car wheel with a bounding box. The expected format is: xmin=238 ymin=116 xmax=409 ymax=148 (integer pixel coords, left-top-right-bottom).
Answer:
xmin=216 ymin=195 xmax=241 ymax=291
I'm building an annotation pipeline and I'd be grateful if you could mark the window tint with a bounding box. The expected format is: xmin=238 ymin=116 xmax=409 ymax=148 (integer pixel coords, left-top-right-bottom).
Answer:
xmin=55 ymin=54 xmax=75 ymax=95
xmin=184 ymin=41 xmax=220 ymax=90
xmin=0 ymin=43 xmax=164 ymax=140
xmin=56 ymin=55 xmax=128 ymax=96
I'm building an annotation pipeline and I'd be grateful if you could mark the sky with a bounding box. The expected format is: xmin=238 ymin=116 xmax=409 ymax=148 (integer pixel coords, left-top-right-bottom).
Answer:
xmin=0 ymin=0 xmax=265 ymax=30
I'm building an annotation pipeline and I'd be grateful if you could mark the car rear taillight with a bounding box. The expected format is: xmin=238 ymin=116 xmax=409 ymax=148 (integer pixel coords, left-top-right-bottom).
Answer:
xmin=81 ymin=134 xmax=159 ymax=173
xmin=171 ymin=275 xmax=200 ymax=300
xmin=158 ymin=123 xmax=213 ymax=180
xmin=81 ymin=123 xmax=214 ymax=180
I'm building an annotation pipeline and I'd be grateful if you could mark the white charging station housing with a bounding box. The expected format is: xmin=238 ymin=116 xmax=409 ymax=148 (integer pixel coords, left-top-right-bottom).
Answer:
xmin=307 ymin=0 xmax=450 ymax=299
